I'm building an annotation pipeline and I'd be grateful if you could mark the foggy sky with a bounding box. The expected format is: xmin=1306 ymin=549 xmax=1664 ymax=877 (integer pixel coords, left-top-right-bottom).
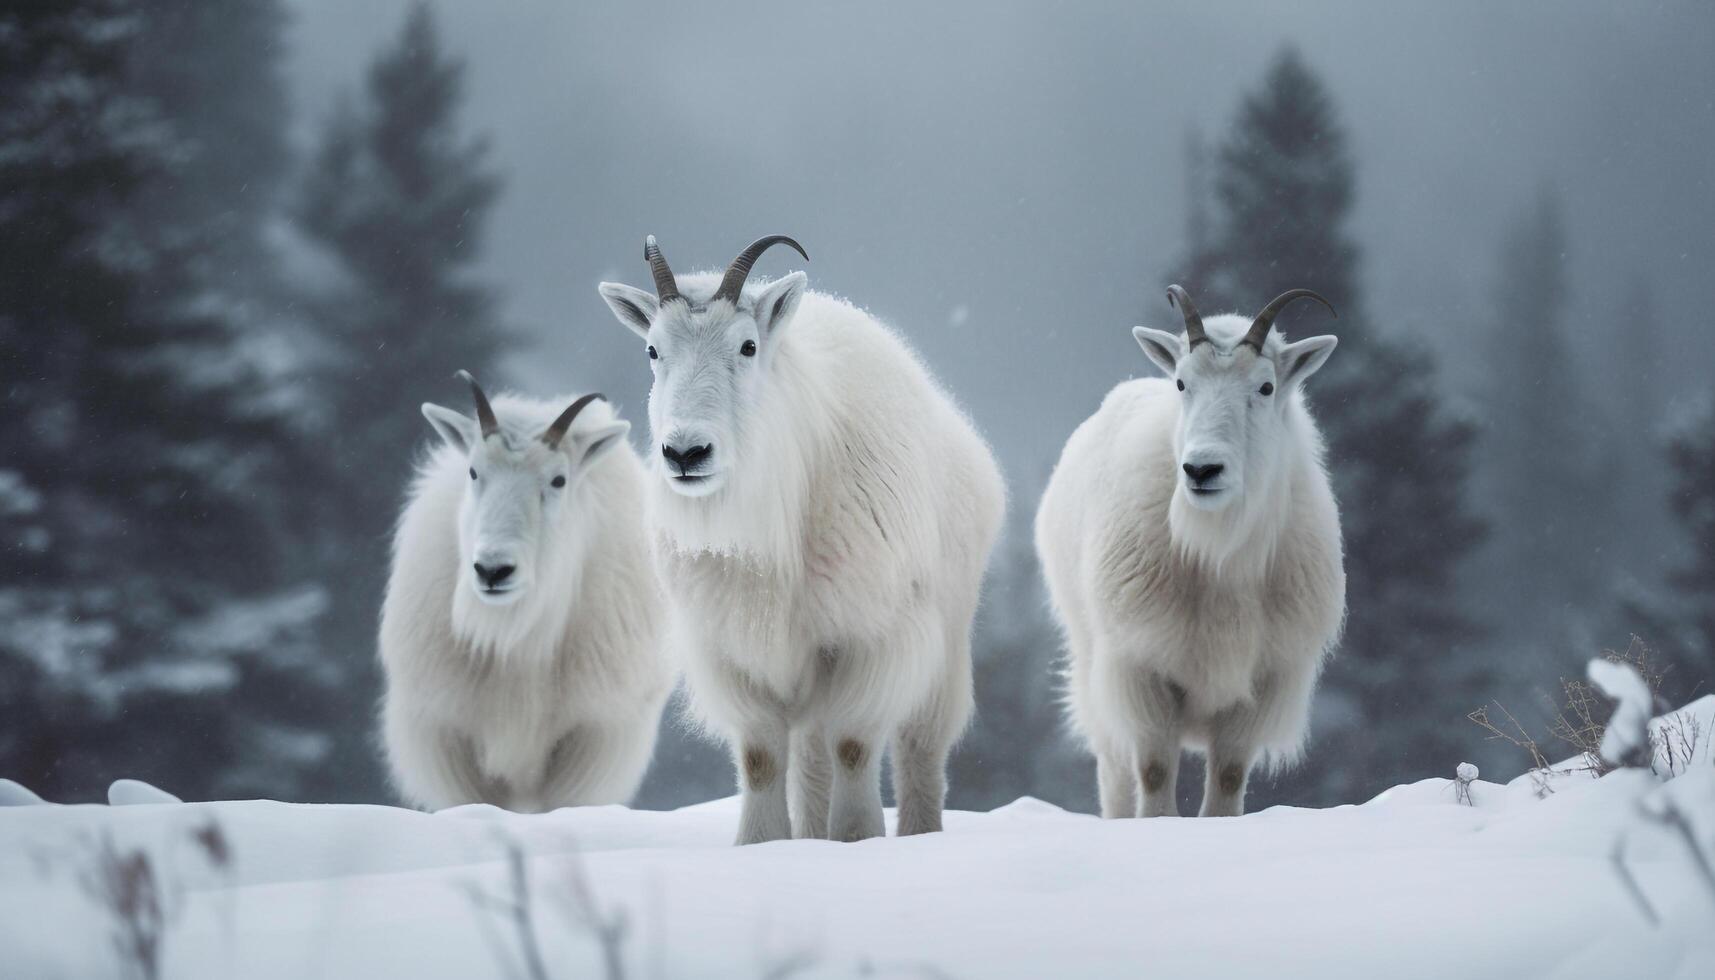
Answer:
xmin=286 ymin=0 xmax=1715 ymax=500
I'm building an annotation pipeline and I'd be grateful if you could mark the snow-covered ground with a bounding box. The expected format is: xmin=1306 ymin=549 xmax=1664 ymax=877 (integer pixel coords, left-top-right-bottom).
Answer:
xmin=3 ymin=699 xmax=1712 ymax=979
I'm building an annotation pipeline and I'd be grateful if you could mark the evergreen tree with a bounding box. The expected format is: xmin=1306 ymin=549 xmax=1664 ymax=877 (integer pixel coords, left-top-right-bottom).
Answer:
xmin=1179 ymin=49 xmax=1487 ymax=804
xmin=299 ymin=1 xmax=505 ymax=452
xmin=1610 ymin=278 xmax=1665 ymax=441
xmin=1479 ymin=190 xmax=1606 ymax=655
xmin=1606 ymin=276 xmax=1672 ymax=570
xmin=1588 ymin=275 xmax=1682 ymax=658
xmin=0 ymin=0 xmax=331 ymax=801
xmin=1173 ymin=125 xmax=1220 ymax=301
xmin=1615 ymin=394 xmax=1714 ymax=708
xmin=1655 ymin=400 xmax=1715 ymax=701
xmin=126 ymin=0 xmax=292 ymax=279
xmin=294 ymin=1 xmax=509 ymax=800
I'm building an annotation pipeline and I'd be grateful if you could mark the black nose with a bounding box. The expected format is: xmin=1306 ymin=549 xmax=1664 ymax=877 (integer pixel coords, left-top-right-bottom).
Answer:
xmin=473 ymin=562 xmax=515 ymax=588
xmin=1182 ymin=462 xmax=1225 ymax=484
xmin=661 ymin=442 xmax=713 ymax=474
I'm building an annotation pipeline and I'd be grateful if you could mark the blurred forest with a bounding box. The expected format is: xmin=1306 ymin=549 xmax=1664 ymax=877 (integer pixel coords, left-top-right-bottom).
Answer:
xmin=2 ymin=0 xmax=1710 ymax=812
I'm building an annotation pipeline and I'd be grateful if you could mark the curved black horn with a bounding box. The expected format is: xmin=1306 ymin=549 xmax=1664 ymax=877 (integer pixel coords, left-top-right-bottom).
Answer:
xmin=644 ymin=235 xmax=682 ymax=304
xmin=542 ymin=393 xmax=604 ymax=449
xmin=455 ymin=370 xmax=500 ymax=439
xmin=1242 ymin=288 xmax=1337 ymax=351
xmin=1166 ymin=284 xmax=1209 ymax=348
xmin=714 ymin=235 xmax=809 ymax=306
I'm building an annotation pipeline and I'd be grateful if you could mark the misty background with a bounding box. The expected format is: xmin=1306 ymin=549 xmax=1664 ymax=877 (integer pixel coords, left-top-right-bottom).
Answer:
xmin=3 ymin=0 xmax=1712 ymax=813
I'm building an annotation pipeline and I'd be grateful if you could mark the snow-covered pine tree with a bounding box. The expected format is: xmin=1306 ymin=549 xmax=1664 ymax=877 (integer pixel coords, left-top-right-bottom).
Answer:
xmin=1582 ymin=273 xmax=1683 ymax=664
xmin=1607 ymin=277 xmax=1673 ymax=572
xmin=125 ymin=0 xmax=292 ymax=289
xmin=1179 ymin=49 xmax=1488 ymax=805
xmin=1172 ymin=125 xmax=1221 ymax=303
xmin=295 ymin=1 xmax=510 ymax=801
xmin=0 ymin=0 xmax=333 ymax=801
xmin=1591 ymin=276 xmax=1673 ymax=569
xmin=1662 ymin=401 xmax=1715 ymax=698
xmin=298 ymin=2 xmax=505 ymax=422
xmin=1476 ymin=190 xmax=1613 ymax=677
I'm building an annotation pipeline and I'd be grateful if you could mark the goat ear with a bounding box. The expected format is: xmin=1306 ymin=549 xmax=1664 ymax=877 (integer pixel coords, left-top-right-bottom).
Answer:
xmin=572 ymin=420 xmax=630 ymax=467
xmin=752 ymin=271 xmax=806 ymax=344
xmin=597 ymin=282 xmax=657 ymax=340
xmin=1132 ymin=326 xmax=1183 ymax=377
xmin=422 ymin=403 xmax=478 ymax=453
xmin=1278 ymin=334 xmax=1338 ymax=388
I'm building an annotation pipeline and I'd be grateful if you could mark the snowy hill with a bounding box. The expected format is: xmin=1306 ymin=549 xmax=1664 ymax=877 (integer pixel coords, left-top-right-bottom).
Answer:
xmin=3 ymin=702 xmax=1712 ymax=979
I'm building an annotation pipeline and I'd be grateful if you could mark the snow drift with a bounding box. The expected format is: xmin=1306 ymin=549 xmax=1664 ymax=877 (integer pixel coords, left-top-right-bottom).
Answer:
xmin=2 ymin=697 xmax=1712 ymax=979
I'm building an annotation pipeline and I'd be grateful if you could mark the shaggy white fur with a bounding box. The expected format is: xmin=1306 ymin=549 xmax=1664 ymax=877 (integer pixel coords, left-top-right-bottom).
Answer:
xmin=1036 ymin=311 xmax=1345 ymax=819
xmin=379 ymin=393 xmax=671 ymax=812
xmin=600 ymin=269 xmax=1005 ymax=845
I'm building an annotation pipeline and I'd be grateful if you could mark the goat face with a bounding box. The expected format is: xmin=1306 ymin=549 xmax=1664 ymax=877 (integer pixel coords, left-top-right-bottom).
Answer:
xmin=600 ymin=246 xmax=807 ymax=499
xmin=422 ymin=393 xmax=629 ymax=606
xmin=1133 ymin=313 xmax=1337 ymax=514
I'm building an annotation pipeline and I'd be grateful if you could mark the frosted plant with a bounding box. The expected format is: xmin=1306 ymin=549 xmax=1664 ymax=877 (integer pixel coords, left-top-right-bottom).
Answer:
xmin=1454 ymin=763 xmax=1478 ymax=806
xmin=1588 ymin=659 xmax=1652 ymax=770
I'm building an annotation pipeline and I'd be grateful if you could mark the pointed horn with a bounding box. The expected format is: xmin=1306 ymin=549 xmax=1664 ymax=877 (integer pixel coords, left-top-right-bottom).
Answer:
xmin=714 ymin=235 xmax=809 ymax=306
xmin=1166 ymin=284 xmax=1209 ymax=348
xmin=542 ymin=393 xmax=604 ymax=449
xmin=455 ymin=370 xmax=500 ymax=439
xmin=1242 ymin=288 xmax=1337 ymax=352
xmin=644 ymin=235 xmax=682 ymax=305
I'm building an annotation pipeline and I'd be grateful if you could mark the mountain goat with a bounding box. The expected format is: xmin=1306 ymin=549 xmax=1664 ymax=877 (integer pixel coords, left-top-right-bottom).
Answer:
xmin=598 ymin=236 xmax=1004 ymax=844
xmin=1035 ymin=286 xmax=1345 ymax=818
xmin=379 ymin=372 xmax=672 ymax=812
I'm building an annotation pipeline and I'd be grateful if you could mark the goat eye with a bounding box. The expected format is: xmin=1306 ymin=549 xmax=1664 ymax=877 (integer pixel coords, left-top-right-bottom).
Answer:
xmin=469 ymin=468 xmax=477 ymax=481
xmin=1176 ymin=379 xmax=1185 ymax=392
xmin=647 ymin=345 xmax=658 ymax=360
xmin=1260 ymin=382 xmax=1275 ymax=396
xmin=551 ymin=475 xmax=566 ymax=489
xmin=740 ymin=339 xmax=757 ymax=357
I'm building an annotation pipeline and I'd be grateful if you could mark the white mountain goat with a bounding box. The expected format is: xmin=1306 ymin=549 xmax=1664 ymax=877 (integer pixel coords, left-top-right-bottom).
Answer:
xmin=379 ymin=372 xmax=672 ymax=812
xmin=1035 ymin=286 xmax=1346 ymax=818
xmin=598 ymin=236 xmax=1004 ymax=844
